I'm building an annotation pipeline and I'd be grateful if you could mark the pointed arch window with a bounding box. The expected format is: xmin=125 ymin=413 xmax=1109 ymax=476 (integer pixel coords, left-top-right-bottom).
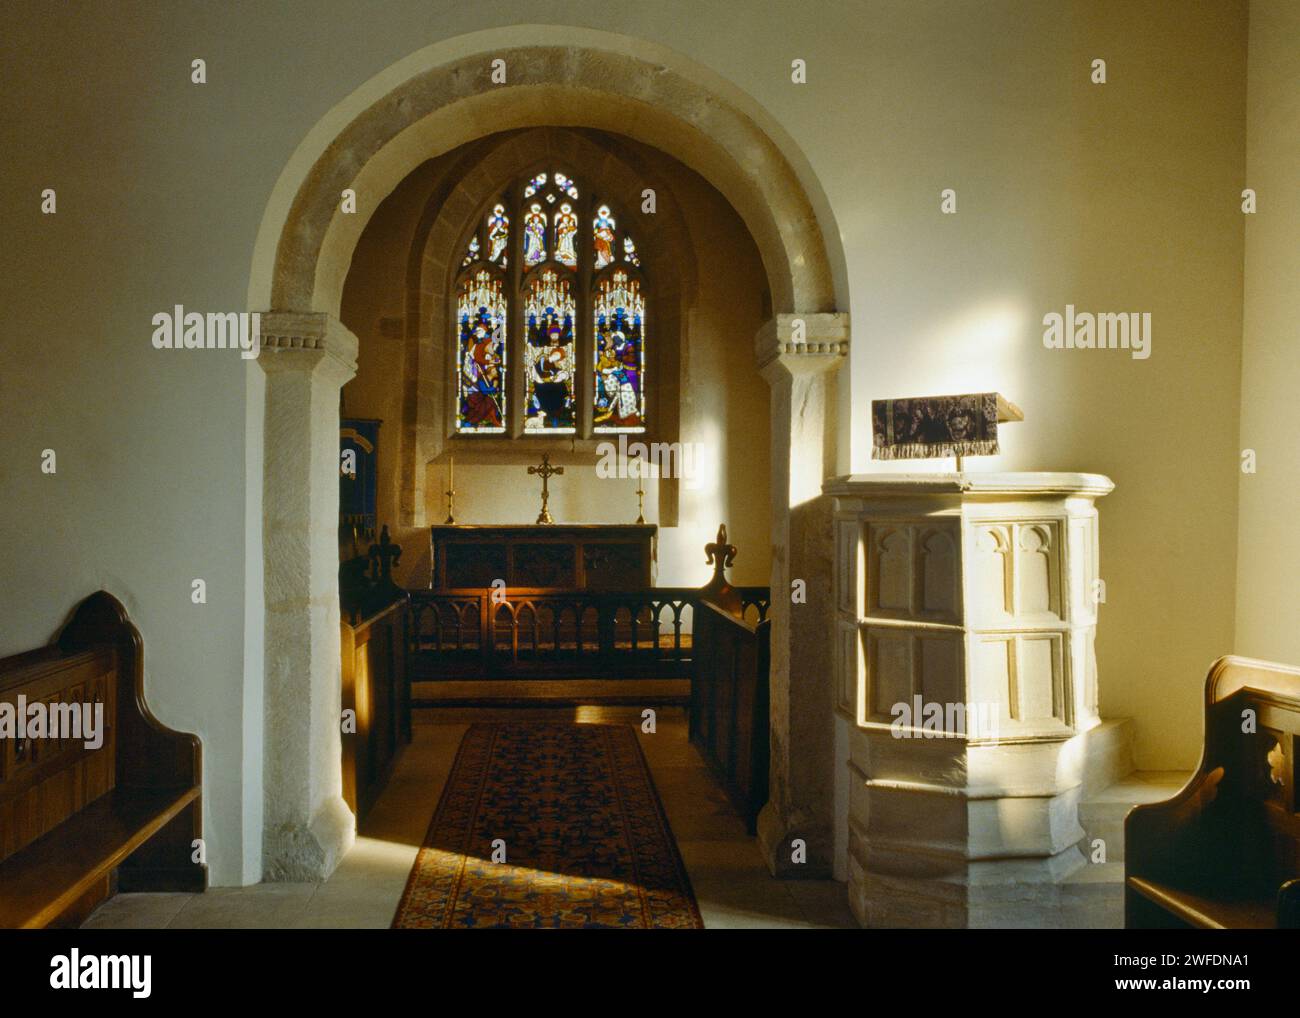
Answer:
xmin=524 ymin=269 xmax=577 ymax=432
xmin=455 ymin=269 xmax=507 ymax=433
xmin=453 ymin=169 xmax=648 ymax=437
xmin=593 ymin=270 xmax=646 ymax=433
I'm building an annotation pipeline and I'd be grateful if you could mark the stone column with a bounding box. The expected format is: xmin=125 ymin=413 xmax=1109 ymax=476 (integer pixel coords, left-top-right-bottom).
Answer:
xmin=755 ymin=313 xmax=849 ymax=877
xmin=257 ymin=311 xmax=359 ymax=881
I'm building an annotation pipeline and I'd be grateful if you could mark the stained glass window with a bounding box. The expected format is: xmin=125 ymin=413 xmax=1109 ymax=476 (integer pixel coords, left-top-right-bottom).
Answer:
xmin=593 ymin=270 xmax=646 ymax=433
xmin=593 ymin=204 xmax=617 ymax=270
xmin=456 ymin=269 xmax=507 ymax=433
xmin=454 ymin=173 xmax=649 ymax=439
xmin=523 ymin=203 xmax=547 ymax=266
xmin=555 ymin=203 xmax=578 ymax=267
xmin=486 ymin=203 xmax=509 ymax=266
xmin=554 ymin=172 xmax=579 ymax=199
xmin=523 ymin=172 xmax=547 ymax=198
xmin=524 ymin=269 xmax=576 ymax=433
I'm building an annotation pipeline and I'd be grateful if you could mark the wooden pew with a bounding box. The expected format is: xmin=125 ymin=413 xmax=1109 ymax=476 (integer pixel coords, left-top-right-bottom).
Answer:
xmin=689 ymin=525 xmax=771 ymax=833
xmin=339 ymin=522 xmax=411 ymax=821
xmin=1126 ymin=655 xmax=1300 ymax=929
xmin=0 ymin=591 xmax=205 ymax=928
xmin=341 ymin=596 xmax=411 ymax=822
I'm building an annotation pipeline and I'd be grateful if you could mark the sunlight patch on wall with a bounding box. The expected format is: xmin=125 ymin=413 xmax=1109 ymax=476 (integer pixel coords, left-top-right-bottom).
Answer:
xmin=863 ymin=297 xmax=1031 ymax=474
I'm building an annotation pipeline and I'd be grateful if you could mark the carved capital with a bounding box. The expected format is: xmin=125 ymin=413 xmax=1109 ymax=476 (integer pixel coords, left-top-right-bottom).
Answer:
xmin=755 ymin=312 xmax=849 ymax=382
xmin=256 ymin=311 xmax=359 ymax=384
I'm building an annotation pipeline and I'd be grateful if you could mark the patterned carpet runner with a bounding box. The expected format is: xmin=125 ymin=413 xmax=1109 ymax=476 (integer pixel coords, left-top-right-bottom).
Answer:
xmin=392 ymin=722 xmax=703 ymax=928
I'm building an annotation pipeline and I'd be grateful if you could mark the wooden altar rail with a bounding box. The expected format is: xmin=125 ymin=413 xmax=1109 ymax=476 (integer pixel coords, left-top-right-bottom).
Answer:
xmin=408 ymin=587 xmax=770 ymax=681
xmin=690 ymin=598 xmax=771 ymax=834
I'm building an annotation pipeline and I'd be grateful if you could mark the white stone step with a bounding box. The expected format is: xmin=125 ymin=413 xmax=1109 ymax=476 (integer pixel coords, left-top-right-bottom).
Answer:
xmin=1079 ymin=718 xmax=1137 ymax=796
xmin=1076 ymin=771 xmax=1188 ymax=863
xmin=1060 ymin=861 xmax=1127 ymax=928
xmin=1056 ymin=770 xmax=1189 ymax=928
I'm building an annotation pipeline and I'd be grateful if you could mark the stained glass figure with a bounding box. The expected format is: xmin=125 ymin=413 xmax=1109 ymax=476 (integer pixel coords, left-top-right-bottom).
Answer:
xmin=554 ymin=172 xmax=579 ymax=199
xmin=593 ymin=205 xmax=617 ymax=270
xmin=456 ymin=269 xmax=507 ymax=433
xmin=523 ymin=172 xmax=547 ymax=198
xmin=555 ymin=203 xmax=578 ymax=267
xmin=593 ymin=270 xmax=646 ymax=433
xmin=623 ymin=235 xmax=640 ymax=266
xmin=524 ymin=269 xmax=576 ymax=433
xmin=486 ymin=203 xmax=509 ymax=264
xmin=524 ymin=203 xmax=547 ymax=266
xmin=462 ymin=235 xmax=480 ymax=267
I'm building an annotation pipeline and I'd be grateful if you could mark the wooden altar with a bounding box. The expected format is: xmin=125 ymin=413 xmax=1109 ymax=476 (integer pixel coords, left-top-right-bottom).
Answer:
xmin=411 ymin=523 xmax=770 ymax=694
xmin=429 ymin=524 xmax=656 ymax=591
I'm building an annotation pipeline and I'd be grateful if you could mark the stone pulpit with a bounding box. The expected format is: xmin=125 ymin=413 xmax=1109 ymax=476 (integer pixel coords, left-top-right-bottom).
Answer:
xmin=825 ymin=471 xmax=1115 ymax=928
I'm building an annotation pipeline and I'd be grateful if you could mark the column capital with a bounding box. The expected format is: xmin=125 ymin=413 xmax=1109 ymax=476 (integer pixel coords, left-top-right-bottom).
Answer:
xmin=256 ymin=310 xmax=359 ymax=383
xmin=755 ymin=312 xmax=850 ymax=380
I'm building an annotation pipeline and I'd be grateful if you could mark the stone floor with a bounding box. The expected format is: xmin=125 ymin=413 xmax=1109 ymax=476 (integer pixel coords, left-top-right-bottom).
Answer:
xmin=82 ymin=707 xmax=857 ymax=930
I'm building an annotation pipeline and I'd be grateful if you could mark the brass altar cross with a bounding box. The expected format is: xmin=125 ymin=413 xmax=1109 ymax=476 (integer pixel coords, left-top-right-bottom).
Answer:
xmin=527 ymin=453 xmax=564 ymax=525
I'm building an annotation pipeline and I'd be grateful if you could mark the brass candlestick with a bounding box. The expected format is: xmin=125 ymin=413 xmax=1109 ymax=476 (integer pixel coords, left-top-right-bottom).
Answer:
xmin=444 ymin=456 xmax=457 ymax=524
xmin=635 ymin=477 xmax=646 ymax=524
xmin=527 ymin=453 xmax=563 ymax=525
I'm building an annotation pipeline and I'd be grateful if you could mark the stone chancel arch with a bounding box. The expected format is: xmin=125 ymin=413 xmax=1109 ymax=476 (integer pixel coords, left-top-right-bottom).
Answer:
xmin=250 ymin=28 xmax=849 ymax=881
xmin=252 ymin=28 xmax=845 ymax=318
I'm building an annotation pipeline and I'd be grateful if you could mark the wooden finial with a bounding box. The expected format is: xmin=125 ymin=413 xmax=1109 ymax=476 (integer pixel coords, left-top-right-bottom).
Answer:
xmin=368 ymin=525 xmax=402 ymax=586
xmin=705 ymin=523 xmax=737 ymax=578
xmin=702 ymin=523 xmax=741 ymax=613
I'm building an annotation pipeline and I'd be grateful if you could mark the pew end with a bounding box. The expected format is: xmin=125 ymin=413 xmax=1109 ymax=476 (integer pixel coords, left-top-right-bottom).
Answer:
xmin=689 ymin=524 xmax=772 ymax=834
xmin=1125 ymin=655 xmax=1300 ymax=929
xmin=0 ymin=591 xmax=205 ymax=928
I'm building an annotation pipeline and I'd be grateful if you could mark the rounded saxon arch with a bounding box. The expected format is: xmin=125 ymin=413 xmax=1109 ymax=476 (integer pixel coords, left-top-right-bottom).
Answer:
xmin=248 ymin=26 xmax=851 ymax=882
xmin=249 ymin=25 xmax=845 ymax=318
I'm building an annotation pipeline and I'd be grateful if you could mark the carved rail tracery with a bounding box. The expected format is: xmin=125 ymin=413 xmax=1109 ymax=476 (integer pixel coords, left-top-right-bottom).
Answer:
xmin=408 ymin=586 xmax=769 ymax=679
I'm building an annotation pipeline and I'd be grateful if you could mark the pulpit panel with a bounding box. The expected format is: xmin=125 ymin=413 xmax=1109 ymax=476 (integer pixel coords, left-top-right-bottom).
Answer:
xmin=836 ymin=621 xmax=861 ymax=716
xmin=867 ymin=630 xmax=913 ymax=719
xmin=869 ymin=526 xmax=911 ymax=615
xmin=1014 ymin=522 xmax=1062 ymax=620
xmin=866 ymin=521 xmax=961 ymax=622
xmin=918 ymin=528 xmax=959 ymax=617
xmin=918 ymin=634 xmax=963 ymax=712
